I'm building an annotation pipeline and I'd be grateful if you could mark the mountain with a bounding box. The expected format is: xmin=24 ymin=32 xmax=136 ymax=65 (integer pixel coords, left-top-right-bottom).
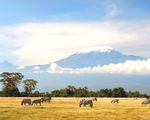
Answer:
xmin=0 ymin=60 xmax=17 ymax=72
xmin=55 ymin=47 xmax=145 ymax=68
xmin=0 ymin=47 xmax=145 ymax=72
xmin=0 ymin=47 xmax=149 ymax=93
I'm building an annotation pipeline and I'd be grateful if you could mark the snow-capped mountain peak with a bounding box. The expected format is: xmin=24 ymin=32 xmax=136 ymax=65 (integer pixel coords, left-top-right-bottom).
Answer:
xmin=77 ymin=46 xmax=113 ymax=54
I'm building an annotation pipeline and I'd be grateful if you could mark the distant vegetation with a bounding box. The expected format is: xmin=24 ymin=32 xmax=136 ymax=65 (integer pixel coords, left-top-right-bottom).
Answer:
xmin=0 ymin=72 xmax=149 ymax=97
xmin=50 ymin=85 xmax=148 ymax=98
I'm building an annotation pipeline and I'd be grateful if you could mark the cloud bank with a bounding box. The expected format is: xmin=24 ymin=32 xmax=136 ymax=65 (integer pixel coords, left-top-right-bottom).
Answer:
xmin=46 ymin=59 xmax=150 ymax=75
xmin=0 ymin=20 xmax=150 ymax=65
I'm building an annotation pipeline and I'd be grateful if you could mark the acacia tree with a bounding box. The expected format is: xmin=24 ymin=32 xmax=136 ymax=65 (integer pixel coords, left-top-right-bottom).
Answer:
xmin=0 ymin=72 xmax=24 ymax=96
xmin=23 ymin=79 xmax=38 ymax=95
xmin=65 ymin=85 xmax=76 ymax=96
xmin=112 ymin=87 xmax=127 ymax=97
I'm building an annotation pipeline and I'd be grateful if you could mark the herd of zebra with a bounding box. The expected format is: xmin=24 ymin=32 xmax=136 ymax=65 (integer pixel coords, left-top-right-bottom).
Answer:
xmin=78 ymin=98 xmax=150 ymax=107
xmin=21 ymin=97 xmax=51 ymax=106
xmin=21 ymin=97 xmax=150 ymax=107
xmin=78 ymin=98 xmax=119 ymax=107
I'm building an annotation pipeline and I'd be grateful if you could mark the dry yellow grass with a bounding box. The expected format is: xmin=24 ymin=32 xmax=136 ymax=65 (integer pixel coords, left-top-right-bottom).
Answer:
xmin=0 ymin=97 xmax=150 ymax=120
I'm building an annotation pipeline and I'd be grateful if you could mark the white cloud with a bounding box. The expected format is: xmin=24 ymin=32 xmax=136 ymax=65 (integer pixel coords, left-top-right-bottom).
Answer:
xmin=33 ymin=70 xmax=44 ymax=74
xmin=46 ymin=59 xmax=150 ymax=75
xmin=77 ymin=46 xmax=113 ymax=54
xmin=33 ymin=66 xmax=40 ymax=70
xmin=17 ymin=66 xmax=24 ymax=70
xmin=0 ymin=20 xmax=150 ymax=65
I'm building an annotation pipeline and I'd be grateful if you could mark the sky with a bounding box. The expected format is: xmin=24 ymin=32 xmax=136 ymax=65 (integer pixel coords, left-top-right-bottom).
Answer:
xmin=0 ymin=0 xmax=150 ymax=65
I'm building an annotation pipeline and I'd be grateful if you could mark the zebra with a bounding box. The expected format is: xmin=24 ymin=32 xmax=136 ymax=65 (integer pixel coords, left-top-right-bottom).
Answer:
xmin=79 ymin=99 xmax=93 ymax=107
xmin=21 ymin=99 xmax=32 ymax=106
xmin=146 ymin=96 xmax=149 ymax=99
xmin=92 ymin=98 xmax=97 ymax=101
xmin=41 ymin=97 xmax=51 ymax=103
xmin=111 ymin=99 xmax=119 ymax=104
xmin=77 ymin=98 xmax=86 ymax=102
xmin=32 ymin=99 xmax=42 ymax=106
xmin=141 ymin=100 xmax=150 ymax=105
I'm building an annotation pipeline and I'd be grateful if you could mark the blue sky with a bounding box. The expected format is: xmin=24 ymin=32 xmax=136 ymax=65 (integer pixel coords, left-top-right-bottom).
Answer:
xmin=0 ymin=0 xmax=150 ymax=24
xmin=0 ymin=0 xmax=150 ymax=65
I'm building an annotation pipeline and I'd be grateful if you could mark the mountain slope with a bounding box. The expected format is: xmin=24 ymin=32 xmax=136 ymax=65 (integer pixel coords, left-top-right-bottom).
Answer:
xmin=0 ymin=47 xmax=145 ymax=72
xmin=55 ymin=48 xmax=145 ymax=68
xmin=0 ymin=60 xmax=17 ymax=72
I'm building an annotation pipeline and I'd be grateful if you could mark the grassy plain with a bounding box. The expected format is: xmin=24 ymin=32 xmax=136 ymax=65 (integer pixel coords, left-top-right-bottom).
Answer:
xmin=0 ymin=97 xmax=150 ymax=120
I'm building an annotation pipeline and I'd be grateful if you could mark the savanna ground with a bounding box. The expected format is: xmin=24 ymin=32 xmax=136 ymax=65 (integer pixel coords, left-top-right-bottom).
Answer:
xmin=0 ymin=97 xmax=150 ymax=120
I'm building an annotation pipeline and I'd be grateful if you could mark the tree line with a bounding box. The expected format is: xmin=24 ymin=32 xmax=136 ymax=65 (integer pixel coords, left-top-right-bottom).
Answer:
xmin=50 ymin=85 xmax=148 ymax=98
xmin=0 ymin=72 xmax=149 ymax=97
